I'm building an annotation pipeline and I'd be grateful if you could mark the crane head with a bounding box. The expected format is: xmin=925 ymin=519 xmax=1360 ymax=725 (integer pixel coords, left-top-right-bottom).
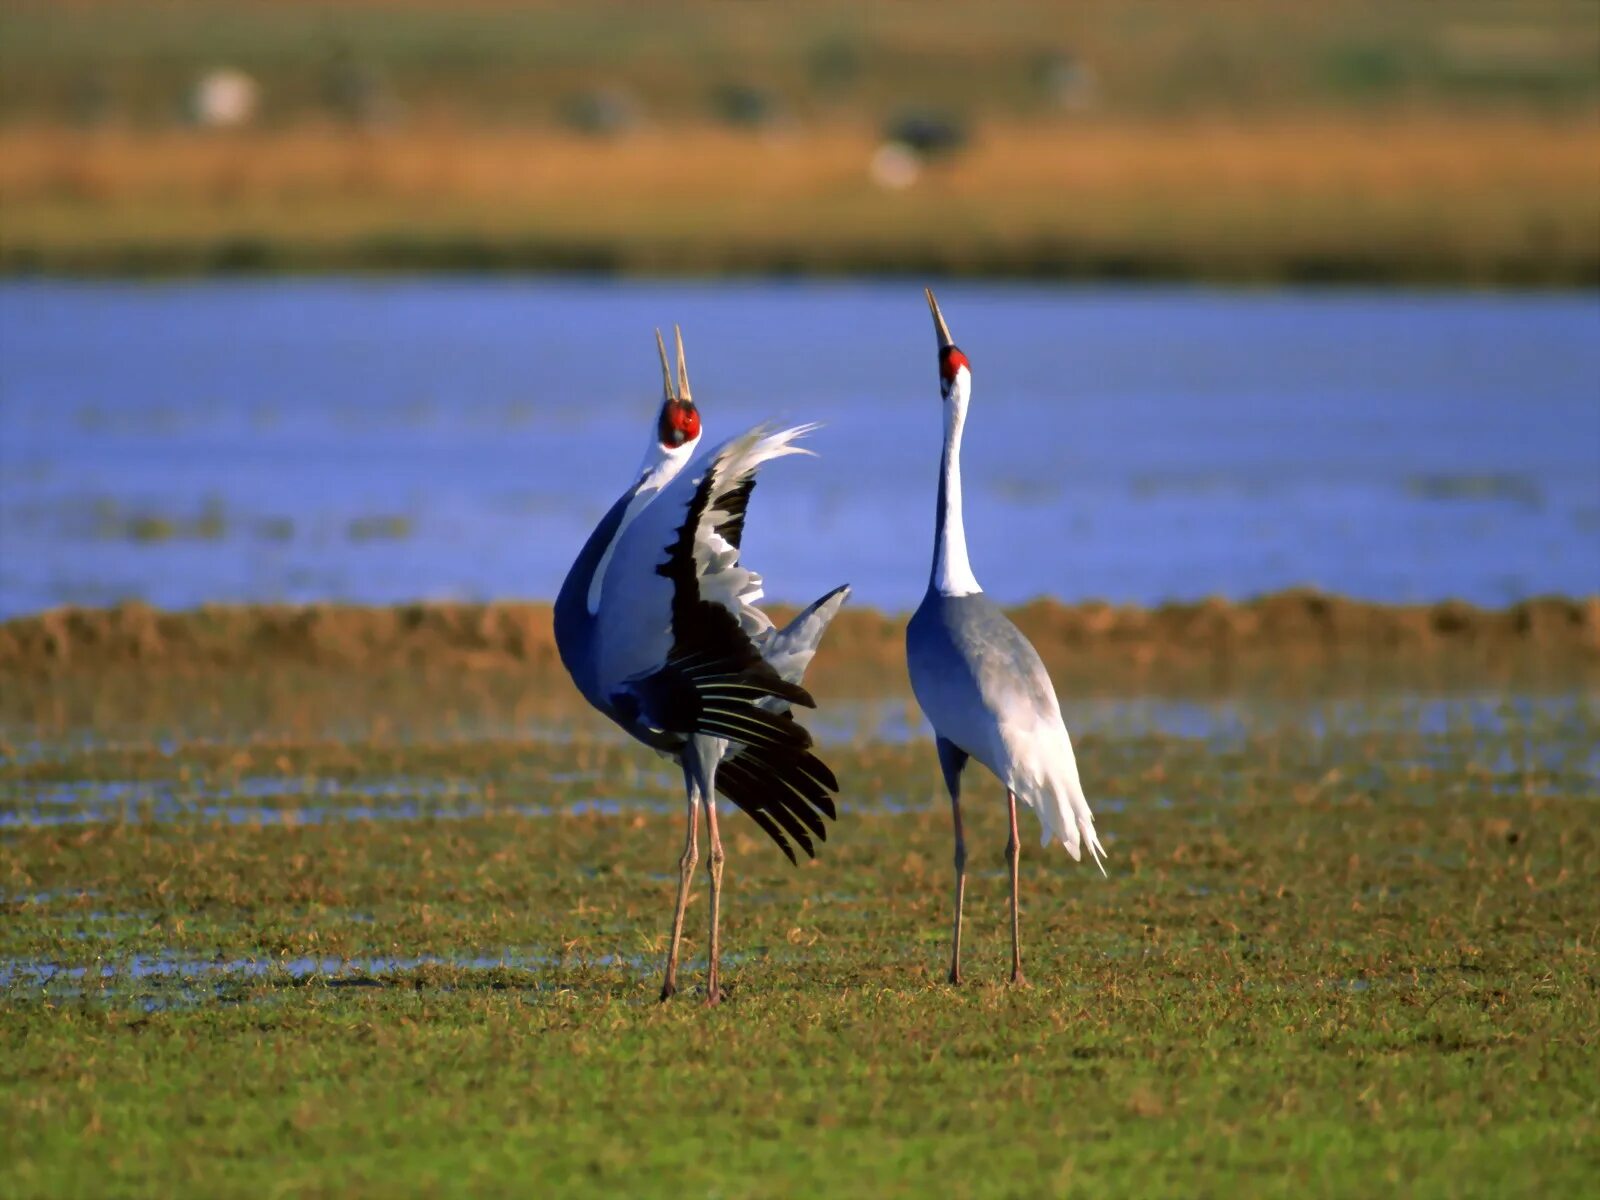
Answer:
xmin=654 ymin=325 xmax=701 ymax=449
xmin=924 ymin=288 xmax=970 ymax=401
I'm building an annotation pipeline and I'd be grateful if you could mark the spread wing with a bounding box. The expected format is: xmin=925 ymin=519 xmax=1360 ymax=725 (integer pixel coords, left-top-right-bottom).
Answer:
xmin=593 ymin=424 xmax=820 ymax=752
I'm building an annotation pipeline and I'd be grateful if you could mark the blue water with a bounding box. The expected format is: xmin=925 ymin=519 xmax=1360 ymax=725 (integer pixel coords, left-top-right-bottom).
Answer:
xmin=1 ymin=279 xmax=1595 ymax=616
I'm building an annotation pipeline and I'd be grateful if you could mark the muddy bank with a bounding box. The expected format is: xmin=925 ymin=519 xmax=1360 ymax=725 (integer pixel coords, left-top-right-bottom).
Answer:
xmin=3 ymin=591 xmax=1596 ymax=691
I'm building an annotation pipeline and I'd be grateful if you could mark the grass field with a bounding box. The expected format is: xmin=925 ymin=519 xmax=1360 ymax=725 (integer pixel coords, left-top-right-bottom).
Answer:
xmin=7 ymin=0 xmax=1600 ymax=125
xmin=3 ymin=610 xmax=1598 ymax=1196
xmin=3 ymin=1 xmax=1598 ymax=281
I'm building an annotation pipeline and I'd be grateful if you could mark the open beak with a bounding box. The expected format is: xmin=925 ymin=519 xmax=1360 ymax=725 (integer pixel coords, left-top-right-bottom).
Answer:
xmin=675 ymin=324 xmax=692 ymax=403
xmin=925 ymin=287 xmax=954 ymax=350
xmin=655 ymin=328 xmax=676 ymax=400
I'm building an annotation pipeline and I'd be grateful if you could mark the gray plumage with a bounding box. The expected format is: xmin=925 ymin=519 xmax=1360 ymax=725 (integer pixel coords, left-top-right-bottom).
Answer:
xmin=907 ymin=591 xmax=1104 ymax=862
xmin=907 ymin=289 xmax=1106 ymax=985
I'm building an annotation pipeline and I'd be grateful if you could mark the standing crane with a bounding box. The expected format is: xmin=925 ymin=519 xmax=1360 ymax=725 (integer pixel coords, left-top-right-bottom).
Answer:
xmin=555 ymin=327 xmax=849 ymax=1004
xmin=905 ymin=289 xmax=1107 ymax=986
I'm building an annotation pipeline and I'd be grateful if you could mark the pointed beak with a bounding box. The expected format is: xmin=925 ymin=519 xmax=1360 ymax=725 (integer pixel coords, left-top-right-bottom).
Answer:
xmin=925 ymin=287 xmax=954 ymax=350
xmin=655 ymin=327 xmax=676 ymax=400
xmin=674 ymin=324 xmax=692 ymax=403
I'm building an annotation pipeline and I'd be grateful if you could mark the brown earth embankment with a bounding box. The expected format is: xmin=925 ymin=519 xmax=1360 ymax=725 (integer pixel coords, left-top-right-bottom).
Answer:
xmin=4 ymin=590 xmax=1596 ymax=694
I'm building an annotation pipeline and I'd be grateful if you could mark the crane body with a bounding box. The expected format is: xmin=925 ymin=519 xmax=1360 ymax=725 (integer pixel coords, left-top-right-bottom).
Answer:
xmin=555 ymin=328 xmax=848 ymax=1003
xmin=906 ymin=290 xmax=1106 ymax=985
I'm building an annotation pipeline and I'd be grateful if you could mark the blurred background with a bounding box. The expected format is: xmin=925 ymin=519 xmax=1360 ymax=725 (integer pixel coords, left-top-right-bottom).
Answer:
xmin=4 ymin=0 xmax=1599 ymax=280
xmin=1 ymin=0 xmax=1597 ymax=615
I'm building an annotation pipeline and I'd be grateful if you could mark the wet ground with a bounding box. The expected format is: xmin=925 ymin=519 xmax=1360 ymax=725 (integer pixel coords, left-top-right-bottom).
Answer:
xmin=3 ymin=671 xmax=1594 ymax=977
xmin=3 ymin=637 xmax=1598 ymax=1195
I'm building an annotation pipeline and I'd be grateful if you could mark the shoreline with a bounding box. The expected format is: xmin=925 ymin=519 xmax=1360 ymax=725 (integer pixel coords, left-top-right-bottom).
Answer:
xmin=6 ymin=243 xmax=1597 ymax=289
xmin=5 ymin=590 xmax=1595 ymax=687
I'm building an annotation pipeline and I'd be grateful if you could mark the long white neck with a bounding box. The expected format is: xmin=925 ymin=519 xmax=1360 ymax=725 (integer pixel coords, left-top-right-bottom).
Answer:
xmin=932 ymin=370 xmax=981 ymax=596
xmin=586 ymin=432 xmax=698 ymax=615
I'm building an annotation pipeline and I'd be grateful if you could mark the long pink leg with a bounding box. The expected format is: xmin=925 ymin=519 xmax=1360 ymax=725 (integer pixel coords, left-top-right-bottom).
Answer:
xmin=660 ymin=786 xmax=700 ymax=1002
xmin=703 ymin=788 xmax=726 ymax=1006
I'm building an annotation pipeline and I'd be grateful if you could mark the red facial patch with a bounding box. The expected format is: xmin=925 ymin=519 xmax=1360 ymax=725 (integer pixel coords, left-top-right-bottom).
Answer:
xmin=939 ymin=346 xmax=970 ymax=382
xmin=658 ymin=400 xmax=700 ymax=448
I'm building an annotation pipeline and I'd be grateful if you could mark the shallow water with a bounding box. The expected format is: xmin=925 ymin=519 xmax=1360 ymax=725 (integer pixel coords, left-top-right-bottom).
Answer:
xmin=0 ymin=949 xmax=641 ymax=1011
xmin=4 ymin=678 xmax=1595 ymax=1024
xmin=2 ymin=280 xmax=1596 ymax=617
xmin=0 ymin=951 xmax=542 ymax=989
xmin=4 ymin=690 xmax=1593 ymax=830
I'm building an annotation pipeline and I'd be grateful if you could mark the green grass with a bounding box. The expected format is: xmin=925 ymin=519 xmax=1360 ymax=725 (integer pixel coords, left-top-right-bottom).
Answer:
xmin=2 ymin=674 xmax=1598 ymax=1196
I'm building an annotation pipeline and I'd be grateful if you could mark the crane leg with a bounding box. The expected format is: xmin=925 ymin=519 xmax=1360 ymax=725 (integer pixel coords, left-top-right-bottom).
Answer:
xmin=659 ymin=769 xmax=701 ymax=1003
xmin=1006 ymin=789 xmax=1025 ymax=986
xmin=936 ymin=737 xmax=969 ymax=986
xmin=684 ymin=736 xmax=726 ymax=1006
xmin=702 ymin=784 xmax=726 ymax=1006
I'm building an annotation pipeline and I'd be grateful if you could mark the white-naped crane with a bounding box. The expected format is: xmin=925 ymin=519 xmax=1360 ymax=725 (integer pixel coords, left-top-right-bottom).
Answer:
xmin=555 ymin=327 xmax=850 ymax=1004
xmin=906 ymin=289 xmax=1107 ymax=986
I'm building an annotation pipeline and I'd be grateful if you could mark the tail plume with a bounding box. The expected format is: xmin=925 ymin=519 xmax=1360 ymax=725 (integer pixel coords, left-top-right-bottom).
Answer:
xmin=1019 ymin=731 xmax=1108 ymax=875
xmin=1045 ymin=770 xmax=1108 ymax=876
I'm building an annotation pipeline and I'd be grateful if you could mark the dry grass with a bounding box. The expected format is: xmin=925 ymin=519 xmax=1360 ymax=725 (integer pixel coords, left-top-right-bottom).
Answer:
xmin=3 ymin=118 xmax=1597 ymax=280
xmin=4 ymin=592 xmax=1597 ymax=700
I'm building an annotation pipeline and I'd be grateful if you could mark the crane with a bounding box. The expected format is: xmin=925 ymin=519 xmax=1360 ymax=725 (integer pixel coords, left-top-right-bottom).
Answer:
xmin=905 ymin=289 xmax=1107 ymax=986
xmin=555 ymin=327 xmax=849 ymax=1004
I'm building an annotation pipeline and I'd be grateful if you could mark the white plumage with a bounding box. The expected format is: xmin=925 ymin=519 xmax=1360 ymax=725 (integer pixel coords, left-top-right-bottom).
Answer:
xmin=554 ymin=328 xmax=848 ymax=1004
xmin=905 ymin=289 xmax=1107 ymax=986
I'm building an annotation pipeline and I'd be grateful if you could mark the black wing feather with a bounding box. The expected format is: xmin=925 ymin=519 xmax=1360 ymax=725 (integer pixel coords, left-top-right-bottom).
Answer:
xmin=714 ymin=734 xmax=841 ymax=864
xmin=717 ymin=753 xmax=817 ymax=861
xmin=621 ymin=449 xmax=814 ymax=751
xmin=713 ymin=476 xmax=757 ymax=549
xmin=714 ymin=754 xmax=800 ymax=864
xmin=629 ymin=437 xmax=843 ymax=864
